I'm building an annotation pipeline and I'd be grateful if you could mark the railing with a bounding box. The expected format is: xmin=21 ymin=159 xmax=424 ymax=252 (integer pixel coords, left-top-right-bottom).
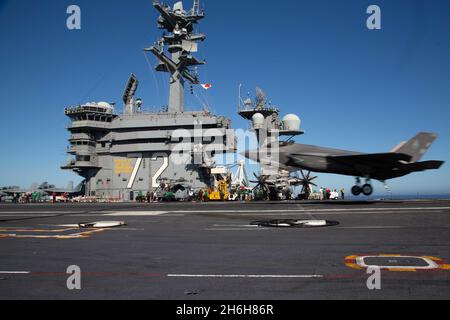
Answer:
xmin=67 ymin=145 xmax=96 ymax=154
xmin=67 ymin=120 xmax=112 ymax=130
xmin=65 ymin=105 xmax=116 ymax=115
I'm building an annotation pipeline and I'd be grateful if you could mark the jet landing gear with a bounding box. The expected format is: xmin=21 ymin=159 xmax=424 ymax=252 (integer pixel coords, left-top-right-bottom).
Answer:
xmin=351 ymin=178 xmax=374 ymax=196
xmin=361 ymin=184 xmax=374 ymax=196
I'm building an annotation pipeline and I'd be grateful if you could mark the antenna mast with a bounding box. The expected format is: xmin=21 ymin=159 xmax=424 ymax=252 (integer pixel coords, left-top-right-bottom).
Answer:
xmin=192 ymin=0 xmax=200 ymax=16
xmin=145 ymin=0 xmax=206 ymax=113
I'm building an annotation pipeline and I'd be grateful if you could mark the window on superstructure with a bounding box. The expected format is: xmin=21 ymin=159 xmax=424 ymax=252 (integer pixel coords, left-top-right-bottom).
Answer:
xmin=76 ymin=155 xmax=90 ymax=162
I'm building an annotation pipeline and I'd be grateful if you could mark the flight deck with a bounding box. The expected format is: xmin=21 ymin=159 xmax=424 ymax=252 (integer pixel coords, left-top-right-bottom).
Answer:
xmin=0 ymin=200 xmax=449 ymax=300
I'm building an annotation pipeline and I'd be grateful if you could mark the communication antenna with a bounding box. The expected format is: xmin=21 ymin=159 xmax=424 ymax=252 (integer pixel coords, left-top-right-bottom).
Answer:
xmin=238 ymin=84 xmax=242 ymax=112
xmin=255 ymin=87 xmax=267 ymax=107
xmin=191 ymin=0 xmax=200 ymax=16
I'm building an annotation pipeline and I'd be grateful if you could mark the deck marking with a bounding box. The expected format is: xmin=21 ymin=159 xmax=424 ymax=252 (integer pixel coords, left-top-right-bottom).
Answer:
xmin=172 ymin=207 xmax=450 ymax=214
xmin=104 ymin=211 xmax=168 ymax=216
xmin=204 ymin=228 xmax=269 ymax=231
xmin=213 ymin=224 xmax=260 ymax=227
xmin=0 ymin=227 xmax=79 ymax=233
xmin=0 ymin=227 xmax=109 ymax=239
xmin=167 ymin=274 xmax=323 ymax=279
xmin=0 ymin=214 xmax=61 ymax=217
xmin=346 ymin=255 xmax=450 ymax=272
xmin=0 ymin=211 xmax=84 ymax=215
xmin=1 ymin=207 xmax=449 ymax=218
xmin=356 ymin=256 xmax=438 ymax=270
xmin=337 ymin=226 xmax=404 ymax=229
xmin=0 ymin=271 xmax=31 ymax=274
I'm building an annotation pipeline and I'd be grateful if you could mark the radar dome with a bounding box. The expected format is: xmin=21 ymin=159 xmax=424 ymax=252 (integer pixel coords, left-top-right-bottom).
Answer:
xmin=98 ymin=102 xmax=114 ymax=113
xmin=282 ymin=114 xmax=301 ymax=132
xmin=252 ymin=113 xmax=265 ymax=129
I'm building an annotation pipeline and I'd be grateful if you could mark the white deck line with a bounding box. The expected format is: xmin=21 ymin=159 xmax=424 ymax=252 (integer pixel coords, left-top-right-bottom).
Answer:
xmin=167 ymin=274 xmax=323 ymax=279
xmin=1 ymin=207 xmax=449 ymax=218
xmin=172 ymin=207 xmax=450 ymax=213
xmin=105 ymin=211 xmax=167 ymax=216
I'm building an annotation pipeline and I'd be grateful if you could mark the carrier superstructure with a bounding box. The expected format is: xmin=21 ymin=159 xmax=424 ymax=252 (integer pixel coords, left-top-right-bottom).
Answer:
xmin=63 ymin=0 xmax=236 ymax=200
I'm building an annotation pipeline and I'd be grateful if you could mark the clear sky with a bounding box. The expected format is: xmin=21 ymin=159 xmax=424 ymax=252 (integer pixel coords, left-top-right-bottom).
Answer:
xmin=0 ymin=0 xmax=449 ymax=196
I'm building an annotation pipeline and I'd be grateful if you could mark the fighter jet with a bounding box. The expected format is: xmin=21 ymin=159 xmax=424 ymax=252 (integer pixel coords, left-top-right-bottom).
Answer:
xmin=44 ymin=181 xmax=84 ymax=197
xmin=244 ymin=132 xmax=444 ymax=196
xmin=1 ymin=183 xmax=42 ymax=196
xmin=0 ymin=190 xmax=9 ymax=198
xmin=1 ymin=181 xmax=83 ymax=198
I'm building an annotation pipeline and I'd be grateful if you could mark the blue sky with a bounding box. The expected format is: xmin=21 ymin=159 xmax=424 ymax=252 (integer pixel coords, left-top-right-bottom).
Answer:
xmin=0 ymin=0 xmax=449 ymax=195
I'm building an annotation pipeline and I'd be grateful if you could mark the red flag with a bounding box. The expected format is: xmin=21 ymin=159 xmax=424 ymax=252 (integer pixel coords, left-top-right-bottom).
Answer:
xmin=201 ymin=83 xmax=212 ymax=90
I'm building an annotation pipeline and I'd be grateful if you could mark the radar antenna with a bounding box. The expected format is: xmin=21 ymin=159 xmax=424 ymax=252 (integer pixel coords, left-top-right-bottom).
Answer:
xmin=123 ymin=74 xmax=139 ymax=115
xmin=145 ymin=0 xmax=206 ymax=113
xmin=255 ymin=87 xmax=267 ymax=107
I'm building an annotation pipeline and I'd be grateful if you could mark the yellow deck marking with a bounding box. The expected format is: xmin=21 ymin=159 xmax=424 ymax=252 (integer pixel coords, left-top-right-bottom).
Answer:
xmin=0 ymin=227 xmax=108 ymax=239
xmin=345 ymin=263 xmax=362 ymax=270
xmin=422 ymin=256 xmax=443 ymax=262
xmin=0 ymin=228 xmax=78 ymax=233
xmin=388 ymin=268 xmax=417 ymax=272
xmin=379 ymin=254 xmax=404 ymax=257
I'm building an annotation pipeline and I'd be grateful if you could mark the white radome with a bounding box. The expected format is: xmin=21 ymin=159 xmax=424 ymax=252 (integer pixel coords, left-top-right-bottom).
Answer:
xmin=97 ymin=101 xmax=114 ymax=113
xmin=97 ymin=101 xmax=111 ymax=108
xmin=252 ymin=113 xmax=265 ymax=129
xmin=282 ymin=114 xmax=301 ymax=132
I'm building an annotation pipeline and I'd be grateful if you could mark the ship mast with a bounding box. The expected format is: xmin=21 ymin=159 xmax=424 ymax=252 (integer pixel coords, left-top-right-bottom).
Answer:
xmin=145 ymin=0 xmax=206 ymax=113
xmin=191 ymin=0 xmax=200 ymax=16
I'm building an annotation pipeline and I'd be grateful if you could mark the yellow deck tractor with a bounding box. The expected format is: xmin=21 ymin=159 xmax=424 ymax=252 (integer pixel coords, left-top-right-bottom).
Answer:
xmin=208 ymin=167 xmax=231 ymax=201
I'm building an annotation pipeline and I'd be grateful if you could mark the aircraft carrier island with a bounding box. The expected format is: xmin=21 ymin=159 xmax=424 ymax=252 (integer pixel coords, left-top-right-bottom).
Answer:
xmin=62 ymin=0 xmax=236 ymax=201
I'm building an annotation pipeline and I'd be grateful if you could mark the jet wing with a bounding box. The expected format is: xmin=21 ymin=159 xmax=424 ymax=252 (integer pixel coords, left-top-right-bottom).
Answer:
xmin=43 ymin=189 xmax=64 ymax=195
xmin=1 ymin=189 xmax=29 ymax=195
xmin=330 ymin=153 xmax=412 ymax=166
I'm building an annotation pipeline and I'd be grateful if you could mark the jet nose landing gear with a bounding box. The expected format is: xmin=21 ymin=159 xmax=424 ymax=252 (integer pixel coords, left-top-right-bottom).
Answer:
xmin=351 ymin=178 xmax=374 ymax=196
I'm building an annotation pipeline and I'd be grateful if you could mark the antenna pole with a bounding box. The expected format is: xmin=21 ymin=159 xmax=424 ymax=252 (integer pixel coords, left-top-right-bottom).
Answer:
xmin=192 ymin=0 xmax=200 ymax=15
xmin=238 ymin=84 xmax=242 ymax=112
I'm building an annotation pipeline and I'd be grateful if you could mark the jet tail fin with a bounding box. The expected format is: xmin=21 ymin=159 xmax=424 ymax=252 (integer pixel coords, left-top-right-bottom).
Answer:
xmin=73 ymin=181 xmax=84 ymax=193
xmin=67 ymin=181 xmax=74 ymax=192
xmin=391 ymin=132 xmax=438 ymax=163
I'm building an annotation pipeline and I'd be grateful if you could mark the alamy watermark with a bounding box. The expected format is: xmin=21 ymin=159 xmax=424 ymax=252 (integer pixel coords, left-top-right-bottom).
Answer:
xmin=367 ymin=5 xmax=381 ymax=30
xmin=67 ymin=5 xmax=81 ymax=30
xmin=66 ymin=265 xmax=81 ymax=290
xmin=65 ymin=5 xmax=380 ymax=32
xmin=366 ymin=266 xmax=382 ymax=290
